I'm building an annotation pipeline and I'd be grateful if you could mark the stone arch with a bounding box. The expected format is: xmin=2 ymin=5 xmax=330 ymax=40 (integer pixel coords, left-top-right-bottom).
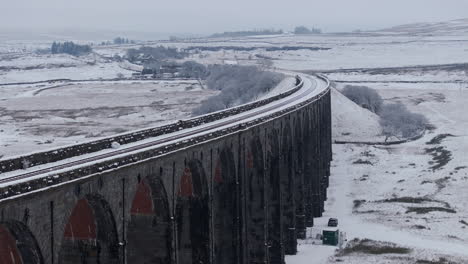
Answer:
xmin=0 ymin=221 xmax=43 ymax=264
xmin=267 ymin=128 xmax=284 ymax=263
xmin=281 ymin=123 xmax=296 ymax=254
xmin=212 ymin=147 xmax=238 ymax=264
xmin=58 ymin=195 xmax=119 ymax=264
xmin=246 ymin=136 xmax=267 ymax=263
xmin=127 ymin=177 xmax=172 ymax=263
xmin=176 ymin=159 xmax=210 ymax=264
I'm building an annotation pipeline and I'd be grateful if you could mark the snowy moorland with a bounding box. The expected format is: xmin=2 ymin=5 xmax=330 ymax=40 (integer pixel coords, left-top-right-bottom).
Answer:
xmin=1 ymin=21 xmax=468 ymax=262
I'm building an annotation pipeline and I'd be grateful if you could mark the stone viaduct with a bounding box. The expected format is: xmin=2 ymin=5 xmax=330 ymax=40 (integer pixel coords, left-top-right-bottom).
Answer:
xmin=0 ymin=75 xmax=332 ymax=264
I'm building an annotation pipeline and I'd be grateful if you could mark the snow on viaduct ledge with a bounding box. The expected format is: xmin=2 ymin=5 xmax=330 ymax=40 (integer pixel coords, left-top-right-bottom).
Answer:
xmin=0 ymin=74 xmax=332 ymax=264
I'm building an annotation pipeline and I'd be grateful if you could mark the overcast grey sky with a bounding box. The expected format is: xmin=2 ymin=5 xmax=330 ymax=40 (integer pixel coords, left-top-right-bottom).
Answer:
xmin=2 ymin=0 xmax=468 ymax=34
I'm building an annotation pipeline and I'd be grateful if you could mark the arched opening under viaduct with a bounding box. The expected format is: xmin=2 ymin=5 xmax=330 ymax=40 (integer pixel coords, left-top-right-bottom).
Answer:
xmin=303 ymin=111 xmax=314 ymax=227
xmin=213 ymin=148 xmax=238 ymax=264
xmin=267 ymin=129 xmax=284 ymax=264
xmin=246 ymin=136 xmax=266 ymax=262
xmin=176 ymin=159 xmax=210 ymax=264
xmin=58 ymin=195 xmax=119 ymax=264
xmin=127 ymin=177 xmax=172 ymax=263
xmin=281 ymin=125 xmax=297 ymax=254
xmin=0 ymin=221 xmax=43 ymax=264
xmin=294 ymin=118 xmax=307 ymax=239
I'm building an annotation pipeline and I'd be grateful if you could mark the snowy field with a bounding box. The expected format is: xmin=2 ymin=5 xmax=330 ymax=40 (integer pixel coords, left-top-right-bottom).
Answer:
xmin=1 ymin=26 xmax=468 ymax=263
xmin=0 ymin=80 xmax=216 ymax=158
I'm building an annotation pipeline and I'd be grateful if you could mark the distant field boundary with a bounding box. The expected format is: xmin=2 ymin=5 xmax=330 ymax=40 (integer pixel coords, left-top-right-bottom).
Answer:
xmin=0 ymin=77 xmax=197 ymax=87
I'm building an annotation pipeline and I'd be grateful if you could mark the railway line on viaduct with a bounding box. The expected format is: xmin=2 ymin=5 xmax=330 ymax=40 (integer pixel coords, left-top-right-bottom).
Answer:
xmin=0 ymin=73 xmax=332 ymax=264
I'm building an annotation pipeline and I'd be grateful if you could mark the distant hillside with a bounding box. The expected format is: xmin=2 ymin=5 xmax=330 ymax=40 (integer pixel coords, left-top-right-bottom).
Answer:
xmin=378 ymin=18 xmax=468 ymax=35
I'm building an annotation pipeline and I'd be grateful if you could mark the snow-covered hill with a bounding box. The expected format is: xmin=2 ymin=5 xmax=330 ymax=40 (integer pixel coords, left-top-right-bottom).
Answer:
xmin=379 ymin=18 xmax=468 ymax=35
xmin=331 ymin=88 xmax=383 ymax=142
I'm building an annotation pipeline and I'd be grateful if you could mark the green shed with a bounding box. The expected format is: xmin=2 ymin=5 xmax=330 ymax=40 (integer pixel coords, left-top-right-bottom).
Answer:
xmin=322 ymin=229 xmax=339 ymax=246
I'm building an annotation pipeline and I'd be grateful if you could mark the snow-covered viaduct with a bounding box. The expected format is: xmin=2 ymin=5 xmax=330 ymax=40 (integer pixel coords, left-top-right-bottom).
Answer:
xmin=0 ymin=75 xmax=332 ymax=264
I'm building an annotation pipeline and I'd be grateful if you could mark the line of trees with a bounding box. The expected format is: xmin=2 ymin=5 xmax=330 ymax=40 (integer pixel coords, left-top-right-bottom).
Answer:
xmin=341 ymin=85 xmax=383 ymax=113
xmin=210 ymin=29 xmax=284 ymax=38
xmin=113 ymin=37 xmax=134 ymax=45
xmin=294 ymin=26 xmax=322 ymax=34
xmin=51 ymin=42 xmax=92 ymax=56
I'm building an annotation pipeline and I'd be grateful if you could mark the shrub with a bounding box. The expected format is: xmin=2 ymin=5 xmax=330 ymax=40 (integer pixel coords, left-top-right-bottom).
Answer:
xmin=340 ymin=238 xmax=411 ymax=256
xmin=379 ymin=103 xmax=427 ymax=139
xmin=341 ymin=85 xmax=383 ymax=114
xmin=126 ymin=46 xmax=187 ymax=63
xmin=179 ymin=61 xmax=209 ymax=79
xmin=192 ymin=65 xmax=284 ymax=115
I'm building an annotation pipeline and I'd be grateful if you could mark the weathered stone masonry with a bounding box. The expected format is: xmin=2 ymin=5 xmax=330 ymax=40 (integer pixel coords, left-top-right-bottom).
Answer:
xmin=0 ymin=83 xmax=332 ymax=264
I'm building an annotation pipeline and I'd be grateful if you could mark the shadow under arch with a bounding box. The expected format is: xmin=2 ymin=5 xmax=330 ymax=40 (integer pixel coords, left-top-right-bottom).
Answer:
xmin=127 ymin=177 xmax=172 ymax=263
xmin=303 ymin=110 xmax=315 ymax=227
xmin=176 ymin=159 xmax=210 ymax=264
xmin=246 ymin=136 xmax=267 ymax=262
xmin=267 ymin=128 xmax=284 ymax=264
xmin=280 ymin=123 xmax=297 ymax=254
xmin=294 ymin=117 xmax=307 ymax=239
xmin=0 ymin=220 xmax=43 ymax=264
xmin=58 ymin=194 xmax=119 ymax=264
xmin=213 ymin=147 xmax=238 ymax=264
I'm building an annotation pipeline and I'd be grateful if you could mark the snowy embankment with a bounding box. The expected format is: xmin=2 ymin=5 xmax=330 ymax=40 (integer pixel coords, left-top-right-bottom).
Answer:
xmin=331 ymin=88 xmax=383 ymax=142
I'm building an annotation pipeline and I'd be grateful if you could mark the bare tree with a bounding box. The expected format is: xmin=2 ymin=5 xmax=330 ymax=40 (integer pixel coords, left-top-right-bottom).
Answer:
xmin=192 ymin=65 xmax=284 ymax=115
xmin=379 ymin=103 xmax=428 ymax=140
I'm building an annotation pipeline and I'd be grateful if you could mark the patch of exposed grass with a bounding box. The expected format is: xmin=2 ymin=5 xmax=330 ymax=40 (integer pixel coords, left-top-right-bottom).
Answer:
xmin=379 ymin=196 xmax=432 ymax=204
xmin=426 ymin=134 xmax=455 ymax=145
xmin=339 ymin=238 xmax=411 ymax=256
xmin=416 ymin=257 xmax=459 ymax=264
xmin=425 ymin=146 xmax=452 ymax=171
xmin=435 ymin=176 xmax=451 ymax=192
xmin=353 ymin=159 xmax=374 ymax=165
xmin=353 ymin=199 xmax=366 ymax=209
xmin=406 ymin=207 xmax=456 ymax=214
xmin=377 ymin=196 xmax=452 ymax=208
